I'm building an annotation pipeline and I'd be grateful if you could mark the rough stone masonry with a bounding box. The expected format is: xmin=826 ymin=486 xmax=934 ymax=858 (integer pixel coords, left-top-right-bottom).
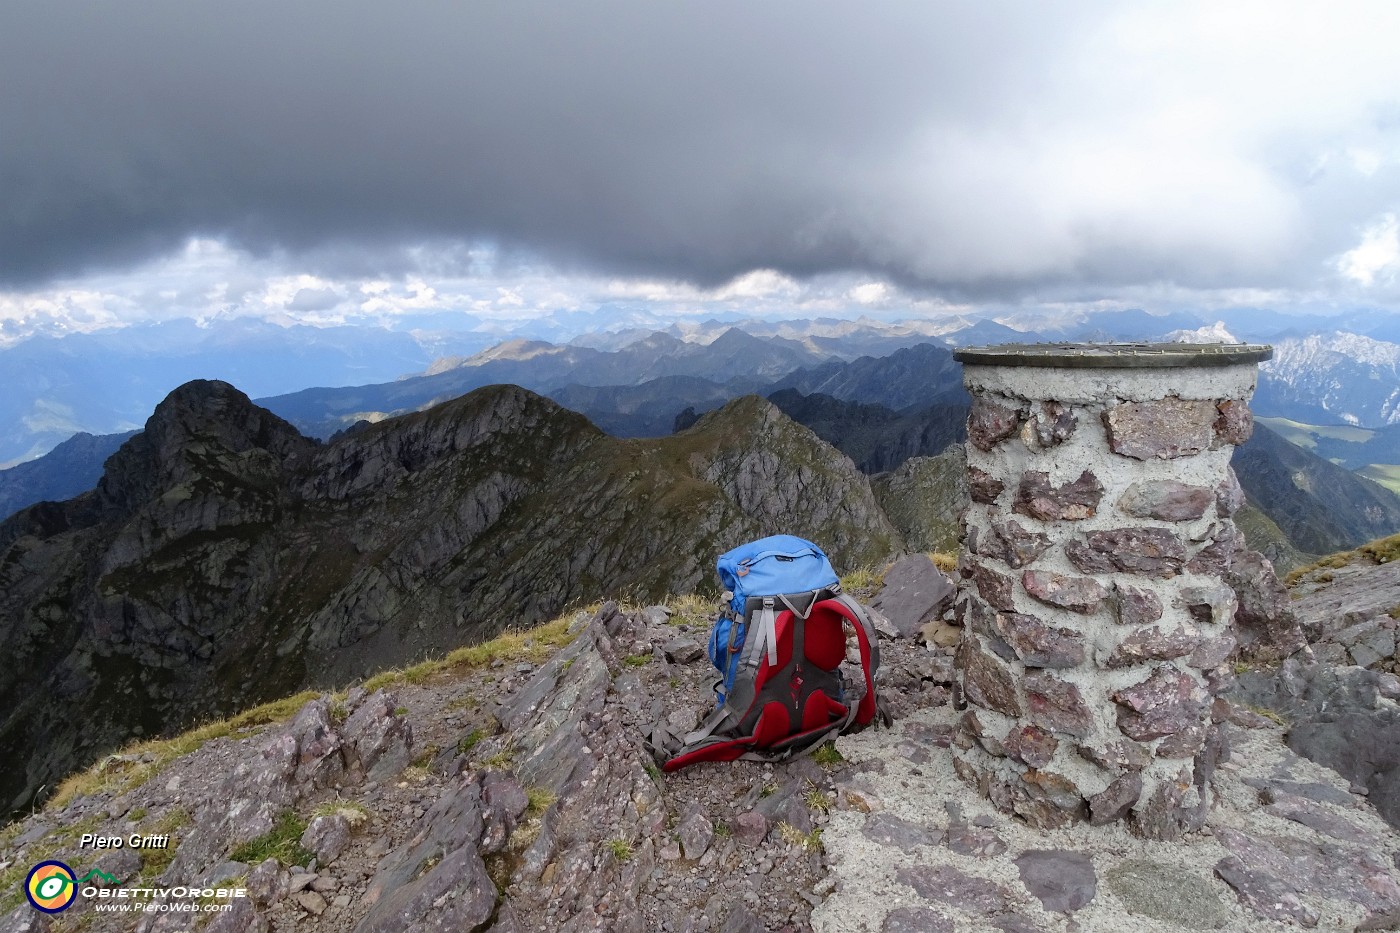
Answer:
xmin=948 ymin=342 xmax=1273 ymax=840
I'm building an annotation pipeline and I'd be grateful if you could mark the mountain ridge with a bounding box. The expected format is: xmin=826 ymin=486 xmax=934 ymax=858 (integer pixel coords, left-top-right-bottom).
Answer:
xmin=0 ymin=380 xmax=900 ymax=814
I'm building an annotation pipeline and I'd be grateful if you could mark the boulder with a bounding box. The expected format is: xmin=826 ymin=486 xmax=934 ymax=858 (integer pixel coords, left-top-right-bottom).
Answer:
xmin=870 ymin=555 xmax=955 ymax=639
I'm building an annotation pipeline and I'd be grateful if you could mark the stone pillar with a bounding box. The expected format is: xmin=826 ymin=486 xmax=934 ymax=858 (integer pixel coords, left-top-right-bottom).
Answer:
xmin=948 ymin=343 xmax=1272 ymax=839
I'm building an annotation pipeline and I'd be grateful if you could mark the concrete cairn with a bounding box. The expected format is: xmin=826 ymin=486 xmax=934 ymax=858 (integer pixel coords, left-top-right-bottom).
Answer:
xmin=948 ymin=343 xmax=1273 ymax=839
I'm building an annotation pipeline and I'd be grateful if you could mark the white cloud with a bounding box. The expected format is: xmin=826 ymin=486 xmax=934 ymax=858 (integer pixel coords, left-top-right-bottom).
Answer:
xmin=1338 ymin=214 xmax=1400 ymax=286
xmin=848 ymin=283 xmax=891 ymax=306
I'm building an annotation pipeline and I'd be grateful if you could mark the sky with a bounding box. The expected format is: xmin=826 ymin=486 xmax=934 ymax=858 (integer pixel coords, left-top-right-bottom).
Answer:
xmin=4 ymin=1 xmax=1400 ymax=343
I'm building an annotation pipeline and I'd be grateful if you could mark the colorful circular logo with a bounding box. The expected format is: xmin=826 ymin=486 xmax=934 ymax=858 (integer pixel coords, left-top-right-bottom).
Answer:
xmin=25 ymin=861 xmax=77 ymax=913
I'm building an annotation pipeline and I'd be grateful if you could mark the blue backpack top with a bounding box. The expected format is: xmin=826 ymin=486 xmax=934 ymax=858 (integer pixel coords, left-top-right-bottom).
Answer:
xmin=716 ymin=534 xmax=840 ymax=616
xmin=708 ymin=535 xmax=840 ymax=702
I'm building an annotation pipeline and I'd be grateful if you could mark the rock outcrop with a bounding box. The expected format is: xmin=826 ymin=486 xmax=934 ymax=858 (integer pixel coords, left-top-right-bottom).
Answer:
xmin=3 ymin=582 xmax=1400 ymax=932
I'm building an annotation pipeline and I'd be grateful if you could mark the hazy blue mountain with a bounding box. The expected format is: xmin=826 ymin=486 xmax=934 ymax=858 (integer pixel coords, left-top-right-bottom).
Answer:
xmin=667 ymin=316 xmax=982 ymax=359
xmin=549 ymin=375 xmax=766 ymax=437
xmin=938 ymin=319 xmax=1031 ymax=346
xmin=768 ymin=343 xmax=967 ymax=412
xmin=0 ymin=318 xmax=492 ymax=466
xmin=1068 ymin=308 xmax=1207 ymax=341
xmin=0 ymin=430 xmax=137 ymax=521
xmin=262 ymin=328 xmax=827 ymax=438
xmin=765 ymin=389 xmax=966 ymax=473
xmin=1212 ymin=308 xmax=1345 ymax=342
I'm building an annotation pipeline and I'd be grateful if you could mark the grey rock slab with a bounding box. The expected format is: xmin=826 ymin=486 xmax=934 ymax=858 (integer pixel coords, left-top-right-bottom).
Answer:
xmin=1230 ymin=661 xmax=1400 ymax=830
xmin=664 ymin=636 xmax=705 ymax=664
xmin=1265 ymin=793 xmax=1374 ymax=844
xmin=358 ymin=774 xmax=485 ymax=915
xmin=1215 ymin=825 xmax=1400 ymax=918
xmin=1244 ymin=777 xmax=1357 ymax=808
xmin=860 ymin=811 xmax=942 ymax=848
xmin=895 ymin=863 xmax=1013 ymax=914
xmin=734 ymin=811 xmax=768 ymax=848
xmin=1214 ymin=856 xmax=1319 ymax=927
xmin=1105 ymin=858 xmax=1230 ymax=929
xmin=678 ymin=811 xmax=715 ymax=860
xmin=881 ymin=905 xmax=953 ymax=932
xmin=871 ymin=554 xmax=956 ymax=639
xmin=300 ymin=813 xmax=351 ymax=866
xmin=1013 ymin=849 xmax=1097 ymax=914
xmin=354 ymin=844 xmax=496 ymax=933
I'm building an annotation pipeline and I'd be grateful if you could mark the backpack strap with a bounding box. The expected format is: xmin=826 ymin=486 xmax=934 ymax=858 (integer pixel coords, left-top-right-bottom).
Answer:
xmin=832 ymin=593 xmax=892 ymax=729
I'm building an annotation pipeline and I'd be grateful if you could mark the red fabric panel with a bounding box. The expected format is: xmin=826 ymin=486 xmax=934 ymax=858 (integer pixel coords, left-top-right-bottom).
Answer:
xmin=663 ymin=739 xmax=753 ymax=772
xmin=814 ymin=599 xmax=878 ymax=726
xmin=802 ymin=603 xmax=847 ymax=670
xmin=802 ymin=691 xmax=847 ymax=730
xmin=751 ymin=702 xmax=792 ymax=746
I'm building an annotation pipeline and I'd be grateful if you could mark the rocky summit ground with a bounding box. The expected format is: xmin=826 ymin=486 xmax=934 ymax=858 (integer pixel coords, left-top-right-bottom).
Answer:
xmin=3 ymin=553 xmax=1400 ymax=932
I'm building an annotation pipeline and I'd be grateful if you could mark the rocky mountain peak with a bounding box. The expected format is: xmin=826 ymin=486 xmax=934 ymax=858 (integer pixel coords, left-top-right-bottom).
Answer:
xmin=96 ymin=379 xmax=314 ymax=515
xmin=688 ymin=393 xmax=786 ymax=434
xmin=296 ymin=384 xmax=601 ymax=501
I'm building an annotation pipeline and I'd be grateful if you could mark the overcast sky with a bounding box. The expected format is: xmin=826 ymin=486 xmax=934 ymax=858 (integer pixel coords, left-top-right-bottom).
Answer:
xmin=3 ymin=1 xmax=1400 ymax=341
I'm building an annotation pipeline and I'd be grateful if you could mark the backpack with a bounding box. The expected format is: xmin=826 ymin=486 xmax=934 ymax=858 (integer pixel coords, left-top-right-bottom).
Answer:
xmin=652 ymin=535 xmax=890 ymax=771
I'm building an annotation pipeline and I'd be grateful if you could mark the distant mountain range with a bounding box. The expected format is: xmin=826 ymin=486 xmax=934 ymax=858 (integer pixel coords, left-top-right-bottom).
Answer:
xmin=9 ymin=305 xmax=1400 ymax=469
xmin=1255 ymin=332 xmax=1400 ymax=427
xmin=9 ymin=324 xmax=1400 ymax=568
xmin=9 ymin=307 xmax=1400 ymax=559
xmin=0 ymin=430 xmax=135 ymax=520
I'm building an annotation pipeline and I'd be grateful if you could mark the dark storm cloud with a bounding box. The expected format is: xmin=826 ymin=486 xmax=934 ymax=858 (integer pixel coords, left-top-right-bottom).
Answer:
xmin=2 ymin=1 xmax=1399 ymax=298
